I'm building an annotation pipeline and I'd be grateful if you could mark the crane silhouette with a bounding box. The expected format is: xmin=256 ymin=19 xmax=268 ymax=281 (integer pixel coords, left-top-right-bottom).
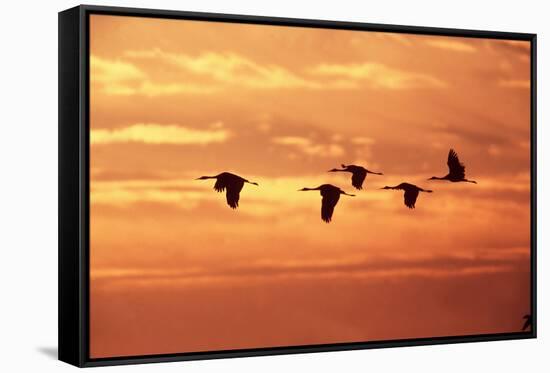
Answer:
xmin=196 ymin=172 xmax=258 ymax=209
xmin=428 ymin=149 xmax=477 ymax=183
xmin=381 ymin=183 xmax=432 ymax=209
xmin=522 ymin=314 xmax=532 ymax=331
xmin=329 ymin=164 xmax=383 ymax=190
xmin=298 ymin=184 xmax=355 ymax=223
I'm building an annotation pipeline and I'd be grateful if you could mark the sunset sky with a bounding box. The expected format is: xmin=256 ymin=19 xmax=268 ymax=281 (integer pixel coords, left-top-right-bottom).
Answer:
xmin=89 ymin=14 xmax=531 ymax=358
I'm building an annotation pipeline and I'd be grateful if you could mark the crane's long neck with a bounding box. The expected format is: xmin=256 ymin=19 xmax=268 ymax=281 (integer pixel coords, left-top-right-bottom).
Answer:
xmin=197 ymin=175 xmax=217 ymax=180
xmin=367 ymin=170 xmax=383 ymax=175
xmin=300 ymin=187 xmax=320 ymax=191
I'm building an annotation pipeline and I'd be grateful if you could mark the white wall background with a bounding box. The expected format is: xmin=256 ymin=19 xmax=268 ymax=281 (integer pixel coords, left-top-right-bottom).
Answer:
xmin=0 ymin=0 xmax=547 ymax=371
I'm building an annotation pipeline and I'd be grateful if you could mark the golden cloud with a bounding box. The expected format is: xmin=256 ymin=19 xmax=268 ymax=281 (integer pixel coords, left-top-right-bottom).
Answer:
xmin=90 ymin=123 xmax=230 ymax=145
xmin=90 ymin=55 xmax=146 ymax=83
xmin=425 ymin=40 xmax=476 ymax=53
xmin=125 ymin=49 xmax=320 ymax=89
xmin=272 ymin=136 xmax=345 ymax=157
xmin=91 ymin=55 xmax=217 ymax=96
xmin=309 ymin=62 xmax=446 ymax=89
xmin=103 ymin=81 xmax=218 ymax=96
xmin=90 ymin=169 xmax=530 ymax=213
xmin=91 ymin=251 xmax=527 ymax=290
xmin=89 ymin=173 xmax=393 ymax=214
xmin=94 ymin=49 xmax=445 ymax=95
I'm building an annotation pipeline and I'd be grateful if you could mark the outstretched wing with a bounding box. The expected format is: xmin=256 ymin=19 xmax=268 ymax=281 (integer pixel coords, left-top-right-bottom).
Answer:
xmin=320 ymin=189 xmax=340 ymax=222
xmin=447 ymin=149 xmax=466 ymax=179
xmin=351 ymin=168 xmax=367 ymax=190
xmin=403 ymin=188 xmax=419 ymax=209
xmin=225 ymin=181 xmax=244 ymax=209
xmin=214 ymin=178 xmax=226 ymax=192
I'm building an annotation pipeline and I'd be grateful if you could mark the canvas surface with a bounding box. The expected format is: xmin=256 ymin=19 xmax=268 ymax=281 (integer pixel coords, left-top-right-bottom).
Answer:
xmin=89 ymin=14 xmax=531 ymax=358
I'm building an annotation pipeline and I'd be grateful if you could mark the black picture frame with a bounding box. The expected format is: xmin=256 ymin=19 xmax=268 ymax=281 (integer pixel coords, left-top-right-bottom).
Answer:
xmin=58 ymin=4 xmax=537 ymax=367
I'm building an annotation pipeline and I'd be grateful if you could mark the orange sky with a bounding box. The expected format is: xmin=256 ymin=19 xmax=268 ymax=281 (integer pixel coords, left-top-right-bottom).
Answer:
xmin=89 ymin=14 xmax=531 ymax=358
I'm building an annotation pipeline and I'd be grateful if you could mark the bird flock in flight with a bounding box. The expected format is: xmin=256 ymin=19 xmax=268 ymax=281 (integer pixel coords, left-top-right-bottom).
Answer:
xmin=195 ymin=148 xmax=534 ymax=333
xmin=197 ymin=148 xmax=477 ymax=223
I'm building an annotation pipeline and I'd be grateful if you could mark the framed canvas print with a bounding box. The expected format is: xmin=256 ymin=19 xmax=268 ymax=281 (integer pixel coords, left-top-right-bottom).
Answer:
xmin=58 ymin=5 xmax=537 ymax=367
